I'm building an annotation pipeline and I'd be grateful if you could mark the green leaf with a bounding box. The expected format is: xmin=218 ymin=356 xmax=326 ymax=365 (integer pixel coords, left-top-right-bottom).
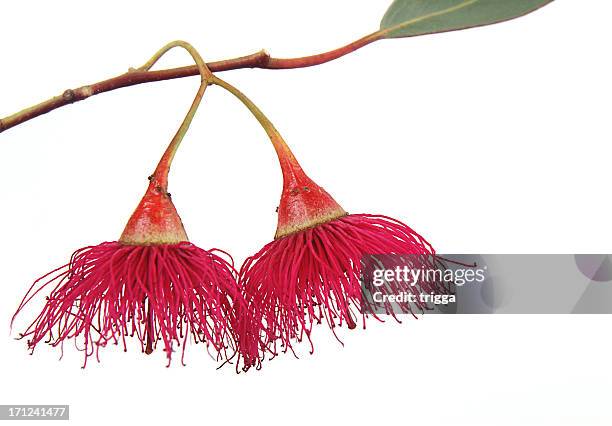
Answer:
xmin=380 ymin=0 xmax=554 ymax=39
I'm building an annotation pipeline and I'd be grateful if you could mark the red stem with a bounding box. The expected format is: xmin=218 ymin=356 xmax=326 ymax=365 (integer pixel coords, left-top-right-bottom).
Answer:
xmin=0 ymin=31 xmax=382 ymax=135
xmin=265 ymin=32 xmax=381 ymax=68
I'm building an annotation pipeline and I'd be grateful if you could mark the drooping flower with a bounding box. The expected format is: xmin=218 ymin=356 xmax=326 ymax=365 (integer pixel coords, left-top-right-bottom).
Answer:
xmin=11 ymin=41 xmax=258 ymax=370
xmin=13 ymin=177 xmax=245 ymax=367
xmin=213 ymin=76 xmax=446 ymax=358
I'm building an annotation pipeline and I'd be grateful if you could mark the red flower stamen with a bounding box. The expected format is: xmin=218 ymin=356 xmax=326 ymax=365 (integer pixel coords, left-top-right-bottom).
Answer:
xmin=12 ymin=242 xmax=243 ymax=368
xmin=241 ymin=211 xmax=443 ymax=356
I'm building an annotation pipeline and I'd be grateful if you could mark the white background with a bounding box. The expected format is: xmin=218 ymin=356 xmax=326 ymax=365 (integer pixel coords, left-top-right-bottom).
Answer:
xmin=1 ymin=1 xmax=611 ymax=425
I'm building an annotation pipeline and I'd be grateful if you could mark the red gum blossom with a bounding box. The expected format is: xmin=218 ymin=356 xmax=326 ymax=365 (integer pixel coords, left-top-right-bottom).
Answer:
xmin=13 ymin=164 xmax=261 ymax=370
xmin=13 ymin=176 xmax=260 ymax=370
xmin=240 ymin=125 xmax=440 ymax=359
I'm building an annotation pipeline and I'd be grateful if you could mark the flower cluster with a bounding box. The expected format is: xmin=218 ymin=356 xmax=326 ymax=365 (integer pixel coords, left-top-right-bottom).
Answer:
xmin=12 ymin=41 xmax=441 ymax=372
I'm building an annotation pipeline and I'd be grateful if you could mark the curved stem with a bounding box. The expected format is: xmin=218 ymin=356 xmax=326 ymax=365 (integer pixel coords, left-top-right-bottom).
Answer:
xmin=118 ymin=41 xmax=211 ymax=245
xmin=144 ymin=41 xmax=213 ymax=190
xmin=138 ymin=42 xmax=212 ymax=81
xmin=211 ymin=75 xmax=298 ymax=174
xmin=0 ymin=31 xmax=384 ymax=135
xmin=212 ymin=76 xmax=348 ymax=239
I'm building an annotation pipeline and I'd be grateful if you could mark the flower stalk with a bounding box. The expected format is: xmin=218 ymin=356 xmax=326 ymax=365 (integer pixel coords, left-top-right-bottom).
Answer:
xmin=212 ymin=76 xmax=347 ymax=238
xmin=119 ymin=41 xmax=212 ymax=245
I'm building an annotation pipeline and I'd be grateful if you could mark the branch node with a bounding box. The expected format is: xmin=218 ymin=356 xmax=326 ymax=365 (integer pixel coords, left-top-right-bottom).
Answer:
xmin=0 ymin=119 xmax=4 ymax=133
xmin=62 ymin=89 xmax=76 ymax=103
xmin=257 ymin=49 xmax=271 ymax=67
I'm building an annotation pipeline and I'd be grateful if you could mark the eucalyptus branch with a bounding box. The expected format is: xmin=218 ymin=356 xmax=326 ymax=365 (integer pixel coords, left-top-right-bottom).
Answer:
xmin=0 ymin=0 xmax=555 ymax=135
xmin=0 ymin=31 xmax=382 ymax=135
